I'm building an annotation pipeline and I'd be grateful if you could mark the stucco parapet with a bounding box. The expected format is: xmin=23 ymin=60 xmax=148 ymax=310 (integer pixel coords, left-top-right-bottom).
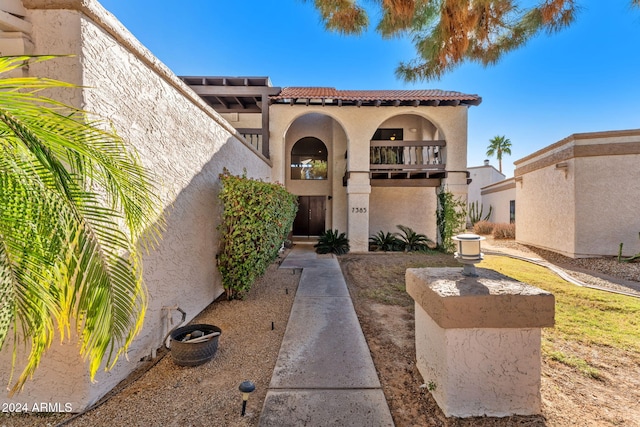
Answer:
xmin=514 ymin=129 xmax=640 ymax=169
xmin=406 ymin=267 xmax=555 ymax=329
xmin=24 ymin=0 xmax=271 ymax=167
xmin=481 ymin=177 xmax=516 ymax=195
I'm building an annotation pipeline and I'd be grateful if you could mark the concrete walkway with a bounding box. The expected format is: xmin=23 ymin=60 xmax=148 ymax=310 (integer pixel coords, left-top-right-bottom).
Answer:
xmin=259 ymin=246 xmax=394 ymax=426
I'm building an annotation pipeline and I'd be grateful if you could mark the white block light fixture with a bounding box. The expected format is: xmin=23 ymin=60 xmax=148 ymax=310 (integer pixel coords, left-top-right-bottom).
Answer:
xmin=452 ymin=233 xmax=485 ymax=276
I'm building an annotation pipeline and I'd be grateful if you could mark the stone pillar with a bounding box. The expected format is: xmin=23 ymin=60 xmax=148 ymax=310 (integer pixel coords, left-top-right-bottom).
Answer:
xmin=347 ymin=171 xmax=370 ymax=252
xmin=406 ymin=267 xmax=555 ymax=418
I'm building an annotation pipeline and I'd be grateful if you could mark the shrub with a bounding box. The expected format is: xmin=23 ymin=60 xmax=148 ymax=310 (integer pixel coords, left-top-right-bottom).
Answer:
xmin=369 ymin=230 xmax=402 ymax=252
xmin=473 ymin=220 xmax=495 ymax=235
xmin=493 ymin=223 xmax=516 ymax=239
xmin=217 ymin=170 xmax=298 ymax=299
xmin=396 ymin=225 xmax=435 ymax=252
xmin=315 ymin=229 xmax=350 ymax=255
xmin=437 ymin=189 xmax=467 ymax=253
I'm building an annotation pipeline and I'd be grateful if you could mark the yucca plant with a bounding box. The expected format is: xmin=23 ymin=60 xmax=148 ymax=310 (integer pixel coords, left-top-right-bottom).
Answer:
xmin=314 ymin=229 xmax=350 ymax=255
xmin=396 ymin=225 xmax=435 ymax=252
xmin=0 ymin=56 xmax=164 ymax=394
xmin=369 ymin=230 xmax=402 ymax=252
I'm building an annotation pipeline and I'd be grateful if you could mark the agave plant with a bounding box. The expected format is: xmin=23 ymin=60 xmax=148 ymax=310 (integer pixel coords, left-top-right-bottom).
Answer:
xmin=396 ymin=225 xmax=435 ymax=252
xmin=314 ymin=229 xmax=350 ymax=255
xmin=0 ymin=56 xmax=164 ymax=394
xmin=369 ymin=230 xmax=402 ymax=252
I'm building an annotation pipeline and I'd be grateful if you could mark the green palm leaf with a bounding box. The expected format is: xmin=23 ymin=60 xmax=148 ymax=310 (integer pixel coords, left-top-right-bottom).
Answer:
xmin=0 ymin=56 xmax=163 ymax=394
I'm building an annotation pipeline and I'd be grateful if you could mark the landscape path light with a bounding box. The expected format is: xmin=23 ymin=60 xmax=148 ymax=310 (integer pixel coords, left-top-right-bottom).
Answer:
xmin=239 ymin=380 xmax=256 ymax=416
xmin=452 ymin=233 xmax=485 ymax=277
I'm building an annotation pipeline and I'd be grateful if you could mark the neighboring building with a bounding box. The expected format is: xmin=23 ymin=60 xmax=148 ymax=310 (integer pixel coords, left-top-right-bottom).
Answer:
xmin=481 ymin=178 xmax=516 ymax=224
xmin=0 ymin=0 xmax=482 ymax=410
xmin=467 ymin=159 xmax=505 ymax=222
xmin=184 ymin=79 xmax=482 ymax=251
xmin=514 ymin=129 xmax=640 ymax=258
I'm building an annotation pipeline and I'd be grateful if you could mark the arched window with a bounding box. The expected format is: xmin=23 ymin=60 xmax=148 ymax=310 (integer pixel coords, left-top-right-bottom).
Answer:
xmin=291 ymin=137 xmax=328 ymax=180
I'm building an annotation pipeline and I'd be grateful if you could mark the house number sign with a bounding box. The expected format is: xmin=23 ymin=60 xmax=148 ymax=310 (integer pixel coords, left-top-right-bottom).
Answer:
xmin=352 ymin=207 xmax=367 ymax=213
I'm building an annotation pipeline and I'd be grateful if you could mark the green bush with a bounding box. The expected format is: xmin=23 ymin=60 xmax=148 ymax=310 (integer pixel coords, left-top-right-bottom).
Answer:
xmin=315 ymin=229 xmax=350 ymax=255
xmin=473 ymin=220 xmax=495 ymax=235
xmin=217 ymin=170 xmax=298 ymax=299
xmin=396 ymin=225 xmax=435 ymax=252
xmin=437 ymin=189 xmax=467 ymax=253
xmin=492 ymin=223 xmax=516 ymax=239
xmin=369 ymin=230 xmax=402 ymax=252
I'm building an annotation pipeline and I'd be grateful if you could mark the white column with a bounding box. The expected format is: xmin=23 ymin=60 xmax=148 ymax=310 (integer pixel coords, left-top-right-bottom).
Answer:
xmin=347 ymin=172 xmax=370 ymax=252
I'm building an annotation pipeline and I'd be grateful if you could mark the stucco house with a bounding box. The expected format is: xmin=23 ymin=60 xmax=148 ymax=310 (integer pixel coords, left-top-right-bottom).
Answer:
xmin=514 ymin=129 xmax=640 ymax=258
xmin=480 ymin=177 xmax=516 ymax=224
xmin=0 ymin=0 xmax=480 ymax=411
xmin=184 ymin=78 xmax=481 ymax=251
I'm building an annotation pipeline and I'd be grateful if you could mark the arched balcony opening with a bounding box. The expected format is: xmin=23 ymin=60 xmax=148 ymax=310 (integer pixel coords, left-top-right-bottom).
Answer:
xmin=369 ymin=116 xmax=446 ymax=185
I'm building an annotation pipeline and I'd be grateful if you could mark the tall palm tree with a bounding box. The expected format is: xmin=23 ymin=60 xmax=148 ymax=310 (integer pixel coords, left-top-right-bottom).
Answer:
xmin=0 ymin=56 xmax=164 ymax=394
xmin=486 ymin=135 xmax=512 ymax=173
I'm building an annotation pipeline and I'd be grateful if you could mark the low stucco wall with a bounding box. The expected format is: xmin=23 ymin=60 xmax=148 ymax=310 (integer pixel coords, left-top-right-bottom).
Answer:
xmin=0 ymin=0 xmax=271 ymax=411
xmin=481 ymin=178 xmax=516 ymax=224
xmin=406 ymin=267 xmax=554 ymax=418
xmin=515 ymin=129 xmax=640 ymax=258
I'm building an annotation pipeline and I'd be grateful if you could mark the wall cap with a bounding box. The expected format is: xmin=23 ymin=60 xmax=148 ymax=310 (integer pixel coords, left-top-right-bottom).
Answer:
xmin=406 ymin=267 xmax=555 ymax=329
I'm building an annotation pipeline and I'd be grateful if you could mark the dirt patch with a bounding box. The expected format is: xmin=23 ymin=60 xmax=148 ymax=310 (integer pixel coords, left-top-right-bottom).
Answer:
xmin=339 ymin=251 xmax=640 ymax=427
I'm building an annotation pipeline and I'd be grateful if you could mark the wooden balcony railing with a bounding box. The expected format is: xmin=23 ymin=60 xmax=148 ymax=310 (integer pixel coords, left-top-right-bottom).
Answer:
xmin=370 ymin=140 xmax=446 ymax=179
xmin=237 ymin=127 xmax=268 ymax=158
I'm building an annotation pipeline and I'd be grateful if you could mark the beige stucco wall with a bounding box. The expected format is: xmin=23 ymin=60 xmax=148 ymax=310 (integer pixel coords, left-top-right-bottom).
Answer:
xmin=270 ymin=105 xmax=469 ymax=250
xmin=480 ymin=178 xmax=516 ymax=224
xmin=514 ymin=129 xmax=640 ymax=257
xmin=574 ymin=152 xmax=640 ymax=256
xmin=0 ymin=0 xmax=271 ymax=410
xmin=515 ymin=158 xmax=577 ymax=257
xmin=369 ymin=187 xmax=438 ymax=241
xmin=221 ymin=111 xmax=261 ymax=129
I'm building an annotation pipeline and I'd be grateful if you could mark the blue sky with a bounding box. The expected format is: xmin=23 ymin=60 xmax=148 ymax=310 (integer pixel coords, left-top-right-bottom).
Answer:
xmin=99 ymin=1 xmax=639 ymax=177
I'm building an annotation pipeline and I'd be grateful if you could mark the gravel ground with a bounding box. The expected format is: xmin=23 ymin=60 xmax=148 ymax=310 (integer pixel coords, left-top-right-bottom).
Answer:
xmin=1 ymin=253 xmax=299 ymax=427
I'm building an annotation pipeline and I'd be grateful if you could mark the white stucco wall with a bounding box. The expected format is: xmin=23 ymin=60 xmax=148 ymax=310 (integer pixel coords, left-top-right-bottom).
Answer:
xmin=1 ymin=0 xmax=271 ymax=410
xmin=514 ymin=129 xmax=640 ymax=257
xmin=468 ymin=164 xmax=505 ymax=206
xmin=481 ymin=178 xmax=516 ymax=224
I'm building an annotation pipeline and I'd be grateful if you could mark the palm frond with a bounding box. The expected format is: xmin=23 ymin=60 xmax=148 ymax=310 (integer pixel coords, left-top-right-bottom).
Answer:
xmin=0 ymin=56 xmax=163 ymax=394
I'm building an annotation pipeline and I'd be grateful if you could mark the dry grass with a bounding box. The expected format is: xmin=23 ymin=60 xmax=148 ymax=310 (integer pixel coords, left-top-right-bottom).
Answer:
xmin=492 ymin=223 xmax=515 ymax=239
xmin=340 ymin=252 xmax=640 ymax=426
xmin=472 ymin=220 xmax=494 ymax=235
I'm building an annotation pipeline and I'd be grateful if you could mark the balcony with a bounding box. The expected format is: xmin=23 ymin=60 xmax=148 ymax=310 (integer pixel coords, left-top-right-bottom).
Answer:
xmin=369 ymin=140 xmax=446 ymax=186
xmin=237 ymin=128 xmax=265 ymax=156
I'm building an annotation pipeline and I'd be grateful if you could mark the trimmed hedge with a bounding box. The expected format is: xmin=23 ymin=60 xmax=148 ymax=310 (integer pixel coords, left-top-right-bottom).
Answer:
xmin=217 ymin=170 xmax=298 ymax=299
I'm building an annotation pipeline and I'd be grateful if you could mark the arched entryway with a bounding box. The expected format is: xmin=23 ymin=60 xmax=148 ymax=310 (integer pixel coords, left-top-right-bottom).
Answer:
xmin=290 ymin=137 xmax=329 ymax=237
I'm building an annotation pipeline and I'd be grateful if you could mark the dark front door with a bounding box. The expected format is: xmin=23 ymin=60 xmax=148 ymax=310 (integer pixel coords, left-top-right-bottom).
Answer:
xmin=293 ymin=196 xmax=326 ymax=237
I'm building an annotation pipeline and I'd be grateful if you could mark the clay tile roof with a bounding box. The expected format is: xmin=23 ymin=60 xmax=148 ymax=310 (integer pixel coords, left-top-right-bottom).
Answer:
xmin=278 ymin=87 xmax=339 ymax=98
xmin=271 ymin=87 xmax=481 ymax=107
